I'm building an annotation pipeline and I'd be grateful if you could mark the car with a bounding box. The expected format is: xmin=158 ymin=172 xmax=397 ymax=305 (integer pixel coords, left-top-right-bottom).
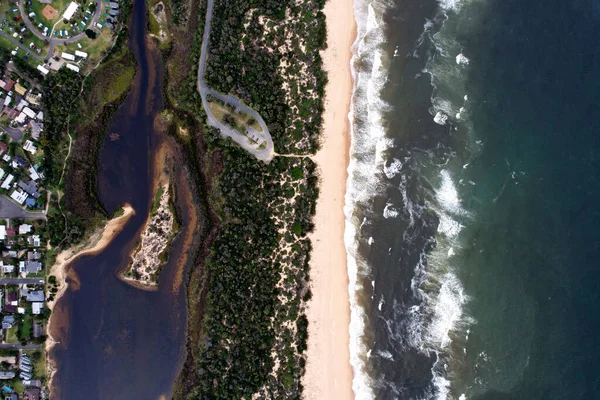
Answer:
xmin=37 ymin=23 xmax=42 ymax=28
xmin=20 ymin=27 xmax=26 ymax=33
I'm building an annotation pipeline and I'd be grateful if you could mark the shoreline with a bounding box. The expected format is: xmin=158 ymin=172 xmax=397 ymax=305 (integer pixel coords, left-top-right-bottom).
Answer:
xmin=303 ymin=0 xmax=356 ymax=397
xmin=45 ymin=204 xmax=136 ymax=397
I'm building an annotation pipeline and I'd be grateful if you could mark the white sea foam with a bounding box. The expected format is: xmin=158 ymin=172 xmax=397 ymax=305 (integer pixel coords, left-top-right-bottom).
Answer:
xmin=346 ymin=0 xmax=395 ymax=398
xmin=383 ymin=203 xmax=400 ymax=219
xmin=437 ymin=170 xmax=462 ymax=214
xmin=455 ymin=53 xmax=469 ymax=66
xmin=384 ymin=158 xmax=402 ymax=178
xmin=426 ymin=273 xmax=469 ymax=348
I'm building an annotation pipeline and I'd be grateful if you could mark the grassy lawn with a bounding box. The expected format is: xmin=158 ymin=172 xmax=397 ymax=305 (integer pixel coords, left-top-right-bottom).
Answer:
xmin=5 ymin=327 xmax=18 ymax=345
xmin=23 ymin=349 xmax=45 ymax=379
xmin=18 ymin=315 xmax=32 ymax=342
xmin=57 ymin=26 xmax=116 ymax=73
xmin=207 ymin=100 xmax=263 ymax=133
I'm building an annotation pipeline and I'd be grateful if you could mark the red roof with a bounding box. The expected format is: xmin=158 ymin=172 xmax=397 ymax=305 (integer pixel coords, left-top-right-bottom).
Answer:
xmin=0 ymin=142 xmax=7 ymax=154
xmin=3 ymin=80 xmax=14 ymax=92
xmin=6 ymin=227 xmax=15 ymax=238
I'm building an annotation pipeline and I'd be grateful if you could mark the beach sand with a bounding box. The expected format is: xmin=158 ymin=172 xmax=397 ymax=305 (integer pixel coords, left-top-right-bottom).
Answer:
xmin=303 ymin=0 xmax=356 ymax=398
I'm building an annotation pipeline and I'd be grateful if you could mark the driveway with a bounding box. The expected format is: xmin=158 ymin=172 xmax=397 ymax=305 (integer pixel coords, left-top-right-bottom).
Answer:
xmin=0 ymin=278 xmax=45 ymax=285
xmin=0 ymin=126 xmax=24 ymax=142
xmin=0 ymin=196 xmax=45 ymax=219
xmin=197 ymin=0 xmax=274 ymax=162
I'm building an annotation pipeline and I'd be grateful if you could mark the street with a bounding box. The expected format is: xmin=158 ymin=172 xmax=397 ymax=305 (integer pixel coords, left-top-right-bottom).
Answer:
xmin=0 ymin=196 xmax=46 ymax=219
xmin=0 ymin=278 xmax=44 ymax=285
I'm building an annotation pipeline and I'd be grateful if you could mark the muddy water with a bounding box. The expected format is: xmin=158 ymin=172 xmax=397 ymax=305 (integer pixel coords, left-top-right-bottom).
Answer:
xmin=48 ymin=0 xmax=196 ymax=398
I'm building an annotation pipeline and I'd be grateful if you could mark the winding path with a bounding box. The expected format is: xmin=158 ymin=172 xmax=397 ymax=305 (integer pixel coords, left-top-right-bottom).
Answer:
xmin=197 ymin=0 xmax=274 ymax=162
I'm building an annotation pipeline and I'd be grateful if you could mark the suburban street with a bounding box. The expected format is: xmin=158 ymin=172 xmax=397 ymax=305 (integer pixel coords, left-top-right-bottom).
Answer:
xmin=197 ymin=0 xmax=274 ymax=162
xmin=0 ymin=196 xmax=45 ymax=219
xmin=0 ymin=343 xmax=42 ymax=350
xmin=0 ymin=278 xmax=44 ymax=285
xmin=17 ymin=0 xmax=104 ymax=61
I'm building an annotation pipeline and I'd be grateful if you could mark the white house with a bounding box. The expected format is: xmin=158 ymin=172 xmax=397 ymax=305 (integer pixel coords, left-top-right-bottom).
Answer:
xmin=63 ymin=2 xmax=79 ymax=20
xmin=1 ymin=174 xmax=14 ymax=190
xmin=10 ymin=190 xmax=28 ymax=205
xmin=62 ymin=52 xmax=75 ymax=61
xmin=66 ymin=64 xmax=80 ymax=72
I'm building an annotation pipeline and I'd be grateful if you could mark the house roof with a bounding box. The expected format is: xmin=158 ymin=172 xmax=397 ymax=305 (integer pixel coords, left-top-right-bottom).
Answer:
xmin=26 ymin=290 xmax=44 ymax=302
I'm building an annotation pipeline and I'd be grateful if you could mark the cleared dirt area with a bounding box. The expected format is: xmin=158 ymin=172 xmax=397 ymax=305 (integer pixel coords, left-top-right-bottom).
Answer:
xmin=42 ymin=4 xmax=58 ymax=20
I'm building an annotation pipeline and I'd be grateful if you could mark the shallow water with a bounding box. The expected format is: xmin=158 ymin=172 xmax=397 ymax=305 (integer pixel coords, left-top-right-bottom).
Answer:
xmin=49 ymin=0 xmax=191 ymax=398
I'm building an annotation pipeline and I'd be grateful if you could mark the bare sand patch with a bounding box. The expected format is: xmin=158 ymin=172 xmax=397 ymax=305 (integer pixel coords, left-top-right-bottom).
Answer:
xmin=42 ymin=5 xmax=58 ymax=20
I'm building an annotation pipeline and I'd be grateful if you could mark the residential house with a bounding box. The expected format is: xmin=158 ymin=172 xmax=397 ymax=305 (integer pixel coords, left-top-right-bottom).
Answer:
xmin=19 ymin=224 xmax=32 ymax=235
xmin=25 ymin=388 xmax=40 ymax=400
xmin=23 ymin=140 xmax=37 ymax=154
xmin=12 ymin=156 xmax=29 ymax=169
xmin=20 ymin=261 xmax=42 ymax=274
xmin=26 ymin=290 xmax=44 ymax=302
xmin=1 ymin=315 xmax=15 ymax=329
xmin=27 ymin=235 xmax=41 ymax=247
xmin=1 ymin=251 xmax=16 ymax=258
xmin=0 ymin=226 xmax=5 ymax=241
xmin=29 ymin=121 xmax=42 ymax=139
xmin=0 ymin=142 xmax=7 ymax=155
xmin=5 ymin=227 xmax=14 ymax=239
xmin=0 ymin=174 xmax=13 ymax=190
xmin=32 ymin=302 xmax=43 ymax=315
xmin=1 ymin=264 xmax=14 ymax=274
xmin=18 ymin=180 xmax=39 ymax=199
xmin=10 ymin=189 xmax=28 ymax=204
xmin=27 ymin=251 xmax=41 ymax=261
xmin=0 ymin=371 xmax=15 ymax=380
xmin=14 ymin=83 xmax=26 ymax=96
xmin=32 ymin=323 xmax=43 ymax=338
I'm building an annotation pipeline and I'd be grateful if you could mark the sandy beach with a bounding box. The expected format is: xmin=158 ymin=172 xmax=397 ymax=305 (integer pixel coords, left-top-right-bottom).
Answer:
xmin=303 ymin=0 xmax=356 ymax=397
xmin=45 ymin=204 xmax=135 ymax=396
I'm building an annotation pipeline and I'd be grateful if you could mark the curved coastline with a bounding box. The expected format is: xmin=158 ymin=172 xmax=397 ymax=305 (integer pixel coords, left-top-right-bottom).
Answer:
xmin=303 ymin=0 xmax=356 ymax=397
xmin=45 ymin=204 xmax=135 ymax=398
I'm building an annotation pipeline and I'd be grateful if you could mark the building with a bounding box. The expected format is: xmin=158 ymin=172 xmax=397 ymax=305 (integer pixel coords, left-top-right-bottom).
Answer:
xmin=10 ymin=189 xmax=28 ymax=205
xmin=0 ymin=226 xmax=5 ymax=241
xmin=22 ymin=262 xmax=42 ymax=274
xmin=18 ymin=180 xmax=39 ymax=198
xmin=1 ymin=174 xmax=14 ymax=190
xmin=13 ymin=155 xmax=29 ymax=168
xmin=61 ymin=52 xmax=75 ymax=61
xmin=26 ymin=290 xmax=44 ymax=302
xmin=66 ymin=64 xmax=80 ymax=73
xmin=63 ymin=2 xmax=79 ymax=20
xmin=36 ymin=65 xmax=49 ymax=76
xmin=29 ymin=121 xmax=43 ymax=139
xmin=22 ymin=107 xmax=36 ymax=120
xmin=29 ymin=166 xmax=40 ymax=181
xmin=0 ymin=371 xmax=15 ymax=380
xmin=27 ymin=235 xmax=41 ymax=247
xmin=33 ymin=323 xmax=43 ymax=338
xmin=14 ymin=83 xmax=26 ymax=96
xmin=109 ymin=2 xmax=120 ymax=8
xmin=0 ymin=142 xmax=7 ymax=155
xmin=32 ymin=302 xmax=43 ymax=315
xmin=19 ymin=224 xmax=32 ymax=235
xmin=23 ymin=140 xmax=37 ymax=154
xmin=1 ymin=264 xmax=14 ymax=274
xmin=27 ymin=251 xmax=41 ymax=261
xmin=2 ymin=315 xmax=15 ymax=329
xmin=75 ymin=50 xmax=88 ymax=59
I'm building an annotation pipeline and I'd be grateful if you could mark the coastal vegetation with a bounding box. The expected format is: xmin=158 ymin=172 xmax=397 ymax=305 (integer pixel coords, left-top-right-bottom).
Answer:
xmin=157 ymin=0 xmax=328 ymax=397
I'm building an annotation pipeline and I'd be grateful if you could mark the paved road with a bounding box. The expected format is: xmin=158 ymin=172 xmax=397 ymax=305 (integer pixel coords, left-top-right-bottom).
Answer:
xmin=0 ymin=196 xmax=46 ymax=220
xmin=0 ymin=126 xmax=24 ymax=142
xmin=197 ymin=0 xmax=274 ymax=162
xmin=0 ymin=344 xmax=42 ymax=350
xmin=0 ymin=278 xmax=45 ymax=285
xmin=18 ymin=0 xmax=103 ymax=61
xmin=0 ymin=30 xmax=44 ymax=63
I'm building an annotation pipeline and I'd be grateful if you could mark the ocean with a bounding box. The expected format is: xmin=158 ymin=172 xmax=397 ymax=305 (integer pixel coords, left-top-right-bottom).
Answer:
xmin=346 ymin=0 xmax=600 ymax=398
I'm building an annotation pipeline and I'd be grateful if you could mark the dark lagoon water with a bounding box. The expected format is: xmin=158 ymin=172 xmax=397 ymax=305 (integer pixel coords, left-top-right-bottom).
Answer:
xmin=347 ymin=0 xmax=600 ymax=398
xmin=49 ymin=0 xmax=191 ymax=398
